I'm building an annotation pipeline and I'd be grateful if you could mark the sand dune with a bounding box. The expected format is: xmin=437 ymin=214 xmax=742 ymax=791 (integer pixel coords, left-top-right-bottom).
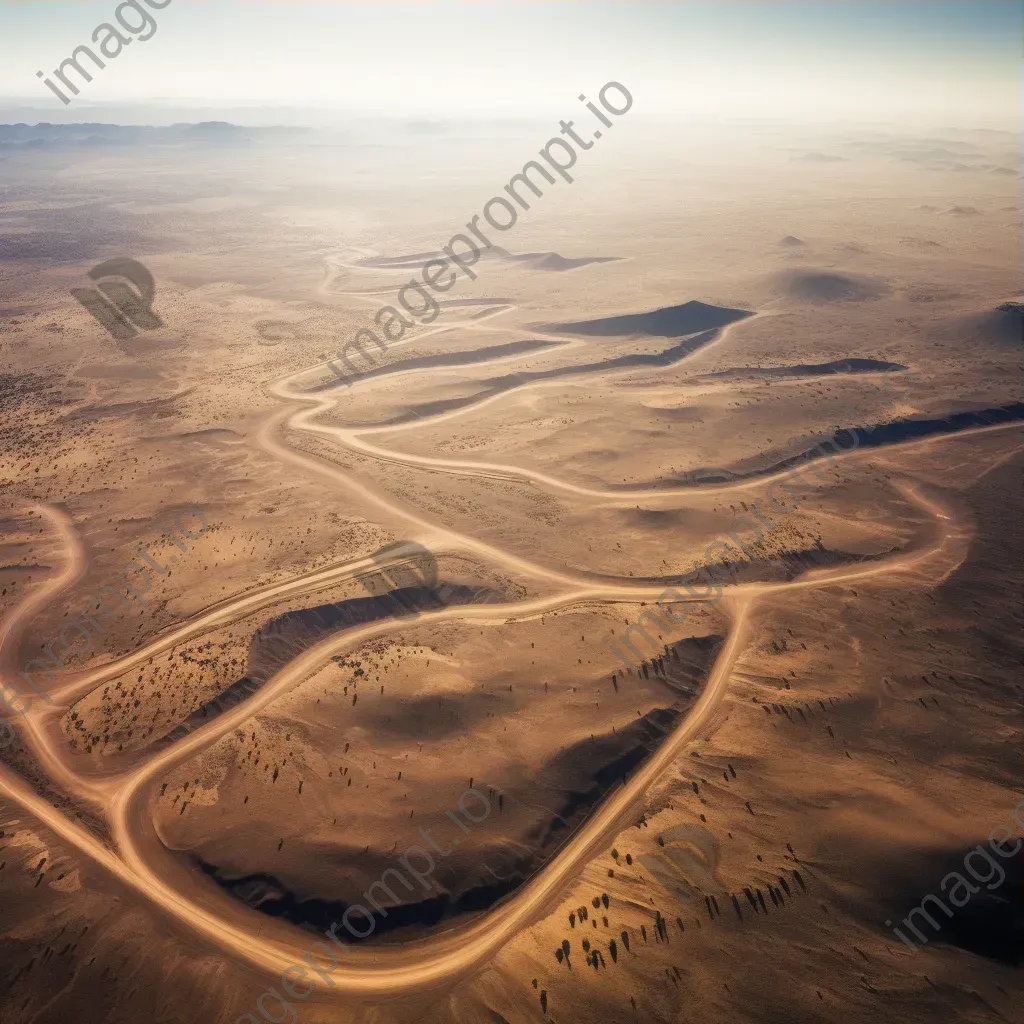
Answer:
xmin=367 ymin=328 xmax=727 ymax=426
xmin=703 ymin=358 xmax=905 ymax=379
xmin=0 ymin=107 xmax=1021 ymax=1024
xmin=540 ymin=300 xmax=753 ymax=338
xmin=354 ymin=252 xmax=444 ymax=270
xmin=629 ymin=403 xmax=1024 ymax=488
xmin=154 ymin=583 xmax=497 ymax=746
xmin=484 ymin=248 xmax=621 ymax=271
xmin=770 ymin=268 xmax=891 ymax=302
xmin=354 ymin=248 xmax=620 ymax=273
xmin=314 ymin=339 xmax=562 ymax=392
xmin=187 ymin=634 xmax=722 ymax=943
xmin=931 ymin=303 xmax=1023 ymax=348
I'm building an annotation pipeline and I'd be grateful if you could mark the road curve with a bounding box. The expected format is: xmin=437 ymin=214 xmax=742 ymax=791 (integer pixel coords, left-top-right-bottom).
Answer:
xmin=0 ymin=246 xmax=1006 ymax=1008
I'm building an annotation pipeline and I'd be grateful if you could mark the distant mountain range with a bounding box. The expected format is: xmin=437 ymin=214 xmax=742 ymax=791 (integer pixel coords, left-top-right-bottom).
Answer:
xmin=0 ymin=121 xmax=311 ymax=148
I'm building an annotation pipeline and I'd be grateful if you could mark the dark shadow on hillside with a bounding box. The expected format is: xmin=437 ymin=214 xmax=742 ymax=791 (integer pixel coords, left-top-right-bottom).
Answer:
xmin=358 ymin=328 xmax=725 ymax=426
xmin=190 ymin=635 xmax=722 ymax=942
xmin=929 ymin=449 xmax=1024 ymax=711
xmin=540 ymin=300 xmax=753 ymax=338
xmin=877 ymin=843 xmax=1024 ymax=965
xmin=641 ymin=402 xmax=1024 ymax=490
xmin=315 ymin=338 xmax=562 ymax=393
xmin=156 ymin=583 xmax=498 ymax=748
xmin=486 ymin=248 xmax=621 ymax=272
xmin=931 ymin=303 xmax=1023 ymax=349
xmin=574 ymin=543 xmax=896 ymax=592
xmin=703 ymin=358 xmax=905 ymax=379
xmin=770 ymin=268 xmax=890 ymax=302
xmin=354 ymin=248 xmax=620 ymax=273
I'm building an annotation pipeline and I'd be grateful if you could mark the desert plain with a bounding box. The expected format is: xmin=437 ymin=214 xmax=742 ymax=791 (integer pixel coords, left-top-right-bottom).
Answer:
xmin=0 ymin=111 xmax=1020 ymax=1024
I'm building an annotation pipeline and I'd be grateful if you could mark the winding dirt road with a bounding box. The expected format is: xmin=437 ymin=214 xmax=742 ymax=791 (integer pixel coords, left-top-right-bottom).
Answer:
xmin=0 ymin=250 xmax=1008 ymax=1010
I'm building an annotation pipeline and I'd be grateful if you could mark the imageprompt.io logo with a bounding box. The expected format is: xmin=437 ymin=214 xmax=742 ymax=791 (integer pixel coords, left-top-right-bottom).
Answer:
xmin=71 ymin=257 xmax=163 ymax=344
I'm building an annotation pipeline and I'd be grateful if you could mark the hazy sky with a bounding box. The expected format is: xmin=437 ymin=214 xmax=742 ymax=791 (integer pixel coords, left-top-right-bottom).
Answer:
xmin=0 ymin=1 xmax=1019 ymax=128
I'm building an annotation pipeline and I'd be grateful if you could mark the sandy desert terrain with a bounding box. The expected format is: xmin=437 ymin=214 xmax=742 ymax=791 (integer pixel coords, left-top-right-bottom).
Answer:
xmin=0 ymin=93 xmax=1021 ymax=1024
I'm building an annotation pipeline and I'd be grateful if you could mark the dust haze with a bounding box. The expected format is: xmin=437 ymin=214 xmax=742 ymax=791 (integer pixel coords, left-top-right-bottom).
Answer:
xmin=0 ymin=10 xmax=1021 ymax=1024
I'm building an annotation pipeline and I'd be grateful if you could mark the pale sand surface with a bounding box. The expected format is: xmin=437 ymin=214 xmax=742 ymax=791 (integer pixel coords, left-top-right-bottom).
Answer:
xmin=0 ymin=119 xmax=1020 ymax=1024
